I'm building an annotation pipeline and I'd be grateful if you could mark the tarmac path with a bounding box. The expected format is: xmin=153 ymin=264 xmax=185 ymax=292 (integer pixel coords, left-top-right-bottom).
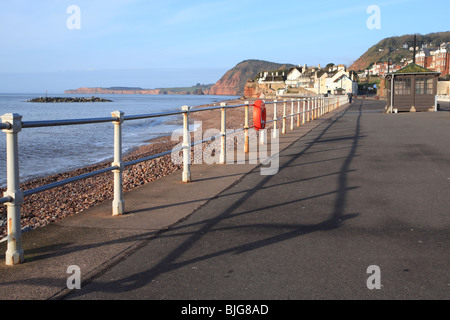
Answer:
xmin=64 ymin=99 xmax=450 ymax=300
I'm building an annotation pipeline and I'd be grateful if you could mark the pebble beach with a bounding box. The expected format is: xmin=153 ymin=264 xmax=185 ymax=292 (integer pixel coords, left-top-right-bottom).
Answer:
xmin=0 ymin=97 xmax=256 ymax=239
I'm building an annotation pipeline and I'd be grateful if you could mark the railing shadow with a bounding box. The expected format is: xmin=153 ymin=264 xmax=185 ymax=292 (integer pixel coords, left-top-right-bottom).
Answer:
xmin=58 ymin=101 xmax=365 ymax=298
xmin=1 ymin=99 xmax=360 ymax=298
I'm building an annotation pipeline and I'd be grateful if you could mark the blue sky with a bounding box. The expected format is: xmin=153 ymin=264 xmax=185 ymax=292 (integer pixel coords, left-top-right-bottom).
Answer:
xmin=0 ymin=0 xmax=449 ymax=93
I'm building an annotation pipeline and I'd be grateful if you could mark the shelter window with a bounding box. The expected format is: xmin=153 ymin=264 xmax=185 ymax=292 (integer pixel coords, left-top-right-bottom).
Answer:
xmin=394 ymin=78 xmax=411 ymax=95
xmin=416 ymin=79 xmax=425 ymax=95
xmin=415 ymin=78 xmax=434 ymax=95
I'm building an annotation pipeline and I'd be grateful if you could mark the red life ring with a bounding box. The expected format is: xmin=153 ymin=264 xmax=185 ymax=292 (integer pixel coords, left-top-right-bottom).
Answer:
xmin=253 ymin=100 xmax=266 ymax=131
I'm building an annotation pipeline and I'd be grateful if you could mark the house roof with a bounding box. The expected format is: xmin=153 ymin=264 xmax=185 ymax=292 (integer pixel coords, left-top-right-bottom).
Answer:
xmin=327 ymin=70 xmax=339 ymax=77
xmin=288 ymin=67 xmax=302 ymax=74
xmin=333 ymin=74 xmax=350 ymax=82
xmin=316 ymin=70 xmax=327 ymax=78
xmin=393 ymin=63 xmax=439 ymax=75
xmin=385 ymin=63 xmax=441 ymax=79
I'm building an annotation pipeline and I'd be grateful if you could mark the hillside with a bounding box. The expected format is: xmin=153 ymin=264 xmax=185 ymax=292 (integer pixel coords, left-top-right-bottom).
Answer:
xmin=349 ymin=31 xmax=450 ymax=71
xmin=208 ymin=59 xmax=294 ymax=96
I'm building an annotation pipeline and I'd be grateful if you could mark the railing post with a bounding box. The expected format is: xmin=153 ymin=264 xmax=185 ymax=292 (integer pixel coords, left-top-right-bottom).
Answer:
xmin=314 ymin=97 xmax=319 ymax=119
xmin=316 ymin=97 xmax=320 ymax=118
xmin=220 ymin=102 xmax=227 ymax=164
xmin=307 ymin=99 xmax=311 ymax=122
xmin=297 ymin=99 xmax=300 ymax=127
xmin=318 ymin=98 xmax=321 ymax=117
xmin=244 ymin=101 xmax=249 ymax=153
xmin=321 ymin=97 xmax=324 ymax=116
xmin=302 ymin=100 xmax=306 ymax=124
xmin=282 ymin=99 xmax=286 ymax=134
xmin=290 ymin=99 xmax=294 ymax=131
xmin=273 ymin=100 xmax=278 ymax=138
xmin=259 ymin=128 xmax=267 ymax=145
xmin=182 ymin=105 xmax=191 ymax=182
xmin=111 ymin=111 xmax=124 ymax=216
xmin=1 ymin=113 xmax=24 ymax=265
xmin=317 ymin=97 xmax=320 ymax=118
xmin=259 ymin=100 xmax=267 ymax=145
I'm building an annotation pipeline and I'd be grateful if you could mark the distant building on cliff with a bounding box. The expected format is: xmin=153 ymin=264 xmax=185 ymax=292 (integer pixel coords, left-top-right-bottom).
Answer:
xmin=285 ymin=64 xmax=357 ymax=95
xmin=245 ymin=63 xmax=358 ymax=98
xmin=415 ymin=43 xmax=450 ymax=76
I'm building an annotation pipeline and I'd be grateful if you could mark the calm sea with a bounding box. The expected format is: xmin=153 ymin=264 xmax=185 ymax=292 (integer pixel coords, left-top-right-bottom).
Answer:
xmin=0 ymin=93 xmax=239 ymax=187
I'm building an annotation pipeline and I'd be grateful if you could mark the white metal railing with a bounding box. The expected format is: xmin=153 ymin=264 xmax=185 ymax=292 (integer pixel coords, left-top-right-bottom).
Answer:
xmin=0 ymin=95 xmax=348 ymax=265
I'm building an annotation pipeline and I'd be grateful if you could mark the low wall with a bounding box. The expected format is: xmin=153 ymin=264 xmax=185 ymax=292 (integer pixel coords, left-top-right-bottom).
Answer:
xmin=437 ymin=95 xmax=450 ymax=111
xmin=437 ymin=81 xmax=450 ymax=95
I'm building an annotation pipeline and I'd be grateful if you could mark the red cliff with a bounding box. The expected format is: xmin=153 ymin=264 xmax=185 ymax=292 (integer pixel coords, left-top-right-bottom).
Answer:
xmin=208 ymin=69 xmax=242 ymax=96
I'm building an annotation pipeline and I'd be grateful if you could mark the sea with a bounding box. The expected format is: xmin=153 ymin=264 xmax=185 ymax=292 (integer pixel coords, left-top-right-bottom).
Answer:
xmin=0 ymin=93 xmax=239 ymax=187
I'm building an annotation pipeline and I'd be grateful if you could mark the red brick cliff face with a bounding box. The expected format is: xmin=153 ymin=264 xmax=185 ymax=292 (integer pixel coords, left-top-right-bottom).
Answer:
xmin=208 ymin=71 xmax=242 ymax=96
xmin=244 ymin=81 xmax=258 ymax=99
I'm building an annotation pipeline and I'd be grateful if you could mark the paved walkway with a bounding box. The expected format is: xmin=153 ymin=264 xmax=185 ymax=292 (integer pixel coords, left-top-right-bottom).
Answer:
xmin=1 ymin=99 xmax=449 ymax=301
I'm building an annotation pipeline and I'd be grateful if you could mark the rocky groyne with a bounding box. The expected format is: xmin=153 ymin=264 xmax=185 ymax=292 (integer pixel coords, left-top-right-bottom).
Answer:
xmin=27 ymin=96 xmax=113 ymax=103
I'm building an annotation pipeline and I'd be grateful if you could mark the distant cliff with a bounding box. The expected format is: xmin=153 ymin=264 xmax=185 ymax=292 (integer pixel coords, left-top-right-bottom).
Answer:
xmin=66 ymin=60 xmax=296 ymax=97
xmin=65 ymin=87 xmax=160 ymax=94
xmin=208 ymin=59 xmax=294 ymax=96
xmin=65 ymin=84 xmax=212 ymax=95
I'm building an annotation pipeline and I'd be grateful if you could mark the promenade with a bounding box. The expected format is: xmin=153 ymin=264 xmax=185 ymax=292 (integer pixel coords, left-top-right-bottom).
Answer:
xmin=1 ymin=98 xmax=449 ymax=301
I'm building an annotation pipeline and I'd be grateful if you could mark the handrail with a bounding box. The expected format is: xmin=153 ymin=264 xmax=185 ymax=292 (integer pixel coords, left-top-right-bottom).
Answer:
xmin=0 ymin=95 xmax=348 ymax=265
xmin=22 ymin=116 xmax=118 ymax=128
xmin=0 ymin=123 xmax=11 ymax=130
xmin=0 ymin=196 xmax=12 ymax=204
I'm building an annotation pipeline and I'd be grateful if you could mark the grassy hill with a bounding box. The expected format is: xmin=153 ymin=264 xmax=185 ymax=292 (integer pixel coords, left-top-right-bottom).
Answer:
xmin=209 ymin=59 xmax=295 ymax=95
xmin=157 ymin=83 xmax=213 ymax=94
xmin=349 ymin=31 xmax=450 ymax=71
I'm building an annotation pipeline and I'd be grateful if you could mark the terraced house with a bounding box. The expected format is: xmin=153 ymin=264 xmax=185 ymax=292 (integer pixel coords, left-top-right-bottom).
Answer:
xmin=415 ymin=43 xmax=450 ymax=76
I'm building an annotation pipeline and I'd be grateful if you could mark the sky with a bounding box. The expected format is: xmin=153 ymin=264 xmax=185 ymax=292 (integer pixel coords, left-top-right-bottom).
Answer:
xmin=0 ymin=0 xmax=449 ymax=93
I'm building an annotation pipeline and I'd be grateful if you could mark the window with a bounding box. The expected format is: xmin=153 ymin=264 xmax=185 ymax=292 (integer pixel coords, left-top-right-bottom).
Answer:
xmin=394 ymin=78 xmax=411 ymax=95
xmin=415 ymin=79 xmax=425 ymax=94
xmin=426 ymin=79 xmax=434 ymax=94
xmin=415 ymin=78 xmax=434 ymax=95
